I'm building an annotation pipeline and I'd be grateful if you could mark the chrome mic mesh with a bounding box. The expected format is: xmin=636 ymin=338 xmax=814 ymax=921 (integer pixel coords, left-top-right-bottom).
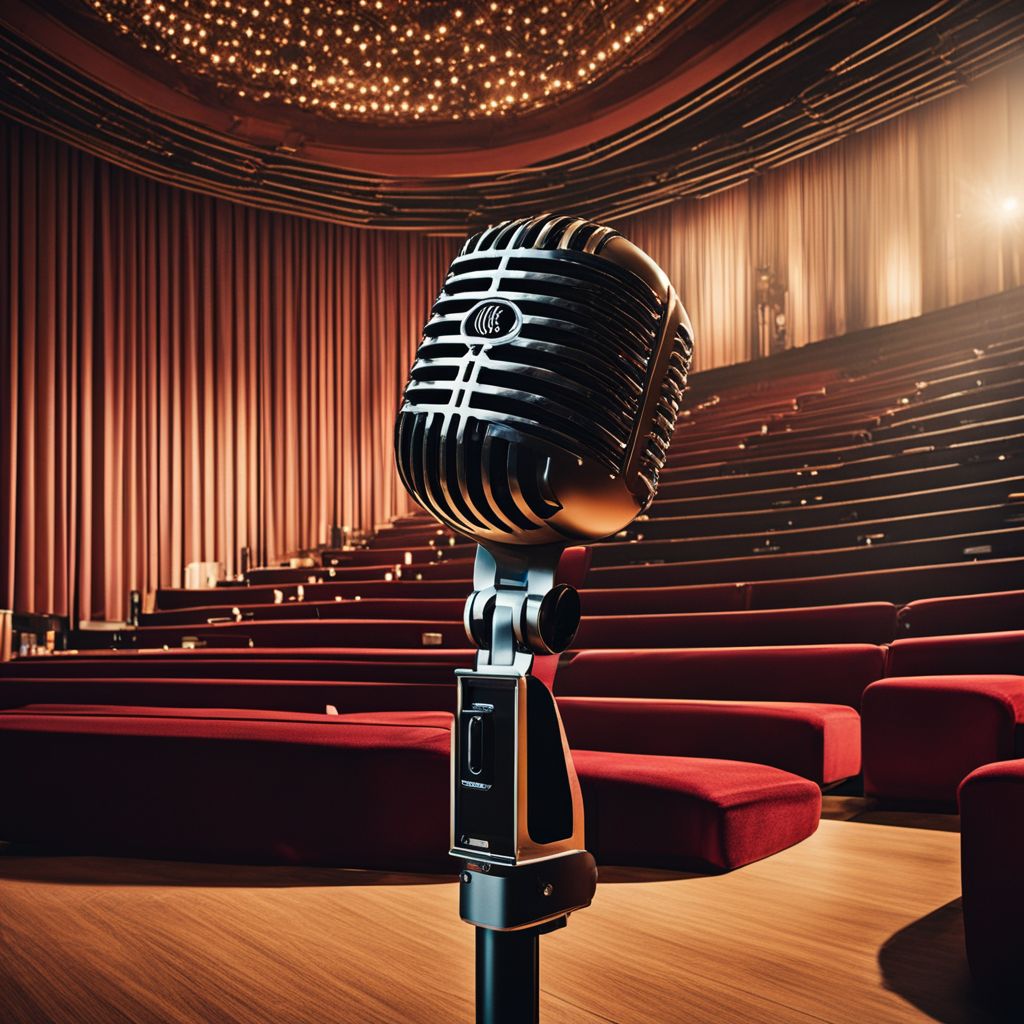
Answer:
xmin=395 ymin=214 xmax=693 ymax=546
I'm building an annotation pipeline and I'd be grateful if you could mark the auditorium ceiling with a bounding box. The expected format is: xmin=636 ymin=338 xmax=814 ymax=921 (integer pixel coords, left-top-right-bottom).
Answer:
xmin=2 ymin=0 xmax=1023 ymax=230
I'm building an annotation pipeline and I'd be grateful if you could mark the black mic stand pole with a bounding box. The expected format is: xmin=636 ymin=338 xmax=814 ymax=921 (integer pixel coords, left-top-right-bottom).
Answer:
xmin=454 ymin=543 xmax=597 ymax=1024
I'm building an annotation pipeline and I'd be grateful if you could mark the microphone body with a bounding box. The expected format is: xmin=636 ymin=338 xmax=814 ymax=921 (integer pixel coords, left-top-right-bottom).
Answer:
xmin=394 ymin=214 xmax=692 ymax=944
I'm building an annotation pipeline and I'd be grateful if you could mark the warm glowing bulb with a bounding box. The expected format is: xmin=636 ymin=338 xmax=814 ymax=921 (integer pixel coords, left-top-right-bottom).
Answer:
xmin=1002 ymin=196 xmax=1020 ymax=216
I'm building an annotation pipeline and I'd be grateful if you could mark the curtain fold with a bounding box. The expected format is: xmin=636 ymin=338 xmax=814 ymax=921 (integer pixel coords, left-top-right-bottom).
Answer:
xmin=619 ymin=59 xmax=1024 ymax=372
xmin=0 ymin=119 xmax=456 ymax=621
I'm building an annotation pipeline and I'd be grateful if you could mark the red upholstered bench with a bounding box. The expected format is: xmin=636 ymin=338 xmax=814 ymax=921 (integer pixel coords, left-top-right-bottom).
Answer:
xmin=898 ymin=590 xmax=1024 ymax=638
xmin=141 ymin=597 xmax=469 ymax=628
xmin=862 ymin=675 xmax=1024 ymax=806
xmin=558 ymin=697 xmax=860 ymax=785
xmin=959 ymin=759 xmax=1024 ymax=1006
xmin=0 ymin=657 xmax=408 ymax=686
xmin=886 ymin=630 xmax=1024 ymax=676
xmin=154 ymin=579 xmax=472 ymax=610
xmin=0 ymin=706 xmax=454 ymax=871
xmin=0 ymin=706 xmax=820 ymax=873
xmin=580 ymin=583 xmax=748 ymax=616
xmin=0 ymin=649 xmax=472 ymax=683
xmin=131 ymin=619 xmax=469 ymax=649
xmin=556 ymin=645 xmax=887 ymax=708
xmin=572 ymin=603 xmax=898 ymax=647
xmin=0 ymin=676 xmax=458 ymax=714
xmin=128 ymin=606 xmax=898 ymax=651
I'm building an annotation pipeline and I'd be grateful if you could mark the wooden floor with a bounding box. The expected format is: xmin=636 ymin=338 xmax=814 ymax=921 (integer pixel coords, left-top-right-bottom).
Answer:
xmin=0 ymin=802 xmax=1011 ymax=1023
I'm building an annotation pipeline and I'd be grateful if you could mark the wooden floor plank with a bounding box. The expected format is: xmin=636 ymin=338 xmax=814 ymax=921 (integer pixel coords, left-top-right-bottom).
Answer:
xmin=0 ymin=817 xmax=1010 ymax=1023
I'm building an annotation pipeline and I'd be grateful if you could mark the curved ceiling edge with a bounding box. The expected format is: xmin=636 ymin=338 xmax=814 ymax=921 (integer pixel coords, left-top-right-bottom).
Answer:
xmin=3 ymin=0 xmax=1021 ymax=232
xmin=7 ymin=0 xmax=828 ymax=178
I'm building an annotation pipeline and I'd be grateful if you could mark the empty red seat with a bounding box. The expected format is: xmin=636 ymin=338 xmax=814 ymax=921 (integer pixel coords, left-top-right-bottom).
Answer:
xmin=555 ymin=645 xmax=886 ymax=708
xmin=898 ymin=590 xmax=1024 ymax=637
xmin=959 ymin=759 xmax=1024 ymax=1006
xmin=246 ymin=559 xmax=474 ymax=585
xmin=0 ymin=705 xmax=820 ymax=873
xmin=131 ymin=619 xmax=469 ymax=649
xmin=0 ymin=671 xmax=859 ymax=785
xmin=572 ymin=603 xmax=897 ymax=647
xmin=0 ymin=647 xmax=472 ymax=681
xmin=558 ymin=697 xmax=860 ymax=784
xmin=0 ymin=705 xmax=454 ymax=871
xmin=0 ymin=676 xmax=458 ymax=714
xmin=573 ymin=749 xmax=820 ymax=871
xmin=886 ymin=631 xmax=1024 ymax=676
xmin=155 ymin=579 xmax=472 ymax=610
xmin=140 ymin=597 xmax=468 ymax=628
xmin=579 ymin=583 xmax=747 ymax=615
xmin=747 ymin=557 xmax=1024 ymax=608
xmin=862 ymin=675 xmax=1024 ymax=805
xmin=127 ymin=604 xmax=897 ymax=651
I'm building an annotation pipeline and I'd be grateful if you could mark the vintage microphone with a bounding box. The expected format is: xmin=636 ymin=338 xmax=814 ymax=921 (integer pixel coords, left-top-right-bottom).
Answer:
xmin=394 ymin=214 xmax=693 ymax=1023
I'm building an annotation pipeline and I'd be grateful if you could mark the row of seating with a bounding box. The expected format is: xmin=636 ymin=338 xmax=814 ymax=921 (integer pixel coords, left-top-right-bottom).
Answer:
xmin=135 ymin=589 xmax=1024 ymax=643
xmin=3 ymin=630 xmax=1021 ymax=795
xmin=152 ymin=555 xmax=1024 ymax=611
xmin=0 ymin=704 xmax=823 ymax=872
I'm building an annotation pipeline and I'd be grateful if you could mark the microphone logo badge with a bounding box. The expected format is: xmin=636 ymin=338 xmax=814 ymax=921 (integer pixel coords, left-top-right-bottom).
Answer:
xmin=462 ymin=298 xmax=522 ymax=343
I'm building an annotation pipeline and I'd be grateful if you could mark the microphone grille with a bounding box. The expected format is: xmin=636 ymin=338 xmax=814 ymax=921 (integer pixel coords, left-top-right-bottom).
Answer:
xmin=396 ymin=215 xmax=692 ymax=543
xmin=461 ymin=214 xmax=619 ymax=256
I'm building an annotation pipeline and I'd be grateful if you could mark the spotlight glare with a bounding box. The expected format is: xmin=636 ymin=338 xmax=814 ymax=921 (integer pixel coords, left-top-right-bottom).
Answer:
xmin=1001 ymin=195 xmax=1020 ymax=218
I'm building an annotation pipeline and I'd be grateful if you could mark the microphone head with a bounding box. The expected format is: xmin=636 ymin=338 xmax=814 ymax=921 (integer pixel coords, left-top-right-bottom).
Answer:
xmin=395 ymin=214 xmax=693 ymax=546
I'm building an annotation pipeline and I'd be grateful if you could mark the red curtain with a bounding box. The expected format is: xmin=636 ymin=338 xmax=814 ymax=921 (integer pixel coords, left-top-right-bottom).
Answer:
xmin=0 ymin=119 xmax=457 ymax=622
xmin=619 ymin=59 xmax=1024 ymax=371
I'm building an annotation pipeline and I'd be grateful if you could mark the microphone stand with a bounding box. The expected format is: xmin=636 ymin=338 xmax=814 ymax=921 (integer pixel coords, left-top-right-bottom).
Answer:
xmin=454 ymin=543 xmax=597 ymax=1024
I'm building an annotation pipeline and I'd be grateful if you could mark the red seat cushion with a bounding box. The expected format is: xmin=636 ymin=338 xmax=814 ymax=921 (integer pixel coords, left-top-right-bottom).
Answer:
xmin=555 ymin=645 xmax=886 ymax=708
xmin=573 ymin=749 xmax=821 ymax=871
xmin=959 ymin=759 xmax=1024 ymax=1005
xmin=558 ymin=697 xmax=860 ymax=785
xmin=862 ymin=675 xmax=1024 ymax=805
xmin=0 ymin=705 xmax=820 ymax=873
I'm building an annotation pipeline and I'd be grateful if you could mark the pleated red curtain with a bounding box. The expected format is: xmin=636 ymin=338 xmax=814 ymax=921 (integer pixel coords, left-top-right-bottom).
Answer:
xmin=619 ymin=59 xmax=1024 ymax=372
xmin=0 ymin=119 xmax=457 ymax=622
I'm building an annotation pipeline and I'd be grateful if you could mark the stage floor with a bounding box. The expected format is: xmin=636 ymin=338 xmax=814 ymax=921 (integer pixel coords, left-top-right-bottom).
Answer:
xmin=0 ymin=801 xmax=1007 ymax=1023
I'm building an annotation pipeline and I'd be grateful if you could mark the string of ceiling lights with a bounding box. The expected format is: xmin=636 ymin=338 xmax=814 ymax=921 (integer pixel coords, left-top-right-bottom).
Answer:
xmin=85 ymin=0 xmax=674 ymax=121
xmin=1 ymin=0 xmax=1022 ymax=230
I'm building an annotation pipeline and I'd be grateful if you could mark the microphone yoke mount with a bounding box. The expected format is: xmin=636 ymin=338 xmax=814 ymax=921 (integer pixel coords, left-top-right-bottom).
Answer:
xmin=454 ymin=541 xmax=595 ymax=937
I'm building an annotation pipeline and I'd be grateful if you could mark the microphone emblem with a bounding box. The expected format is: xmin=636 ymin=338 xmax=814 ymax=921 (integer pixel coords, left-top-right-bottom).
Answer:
xmin=463 ymin=298 xmax=522 ymax=343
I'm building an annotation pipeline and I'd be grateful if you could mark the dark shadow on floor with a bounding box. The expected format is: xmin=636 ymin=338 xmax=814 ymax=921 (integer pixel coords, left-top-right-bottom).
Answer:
xmin=879 ymin=899 xmax=1014 ymax=1023
xmin=822 ymin=796 xmax=961 ymax=832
